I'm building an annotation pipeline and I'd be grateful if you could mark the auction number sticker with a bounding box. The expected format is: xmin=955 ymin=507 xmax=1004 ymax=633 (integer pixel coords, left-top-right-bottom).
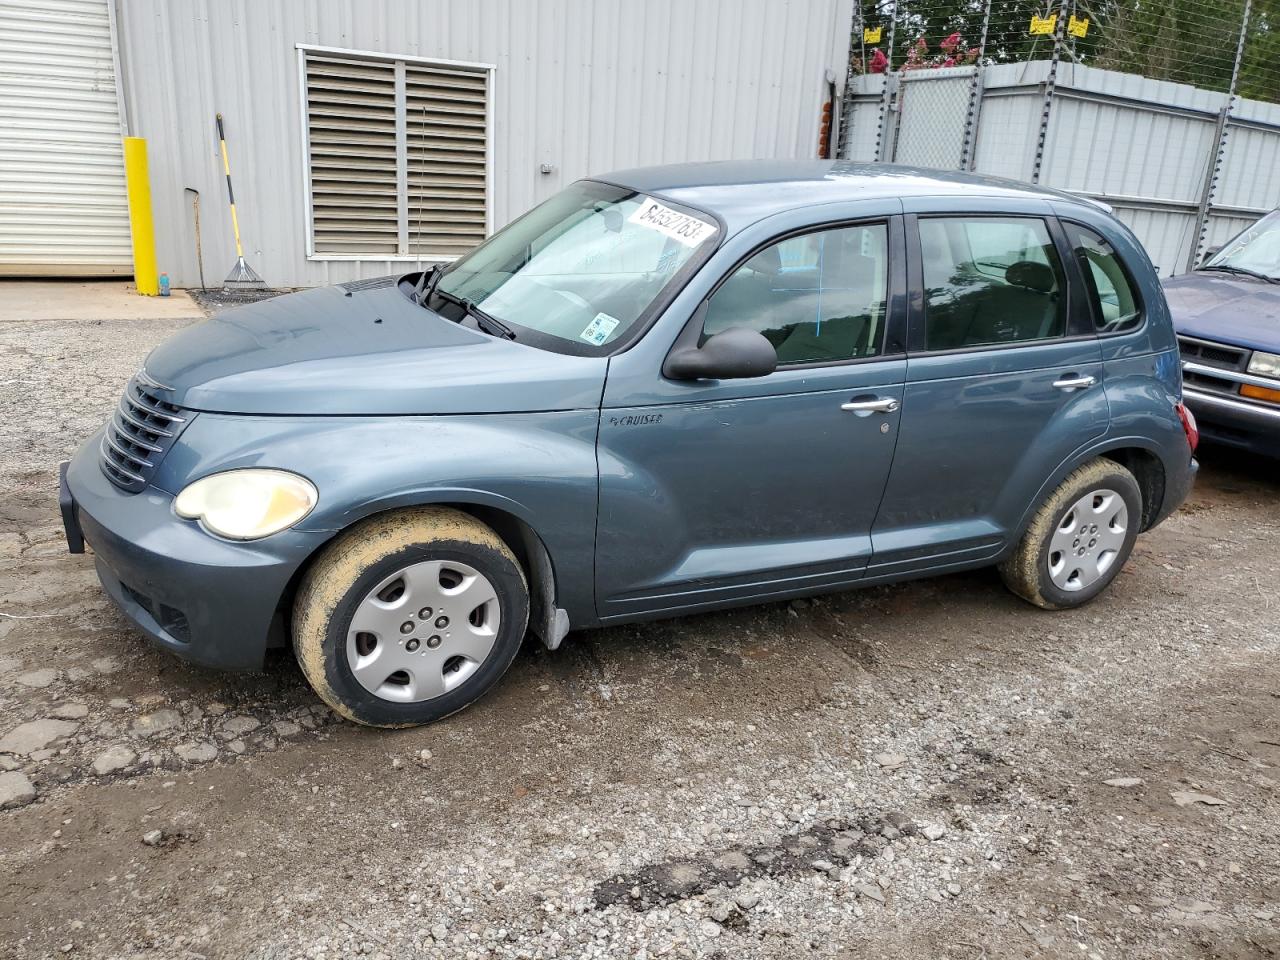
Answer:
xmin=628 ymin=197 xmax=716 ymax=247
xmin=580 ymin=311 xmax=620 ymax=346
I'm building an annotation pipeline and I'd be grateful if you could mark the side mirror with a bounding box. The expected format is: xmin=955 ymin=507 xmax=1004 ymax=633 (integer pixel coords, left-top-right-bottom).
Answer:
xmin=1199 ymin=245 xmax=1222 ymax=267
xmin=664 ymin=325 xmax=778 ymax=381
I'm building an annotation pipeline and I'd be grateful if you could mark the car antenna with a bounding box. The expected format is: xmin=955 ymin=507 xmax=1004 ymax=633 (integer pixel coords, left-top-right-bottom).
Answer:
xmin=414 ymin=101 xmax=427 ymax=288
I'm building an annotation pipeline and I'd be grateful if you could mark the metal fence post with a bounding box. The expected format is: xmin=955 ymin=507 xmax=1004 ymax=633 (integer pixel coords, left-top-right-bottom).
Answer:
xmin=873 ymin=13 xmax=897 ymax=163
xmin=837 ymin=0 xmax=865 ymax=160
xmin=1187 ymin=0 xmax=1252 ymax=272
xmin=959 ymin=0 xmax=992 ymax=170
xmin=1031 ymin=0 xmax=1067 ymax=184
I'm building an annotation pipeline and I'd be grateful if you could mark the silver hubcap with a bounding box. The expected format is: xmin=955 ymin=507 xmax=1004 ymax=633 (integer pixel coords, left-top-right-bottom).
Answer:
xmin=1047 ymin=488 xmax=1128 ymax=592
xmin=346 ymin=560 xmax=501 ymax=703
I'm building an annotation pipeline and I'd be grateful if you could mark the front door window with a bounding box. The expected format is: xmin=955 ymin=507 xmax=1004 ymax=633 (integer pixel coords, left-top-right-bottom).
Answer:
xmin=701 ymin=222 xmax=889 ymax=365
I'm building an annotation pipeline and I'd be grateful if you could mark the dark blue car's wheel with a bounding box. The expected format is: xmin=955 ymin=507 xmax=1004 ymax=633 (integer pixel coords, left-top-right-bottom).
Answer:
xmin=292 ymin=507 xmax=529 ymax=727
xmin=999 ymin=458 xmax=1142 ymax=610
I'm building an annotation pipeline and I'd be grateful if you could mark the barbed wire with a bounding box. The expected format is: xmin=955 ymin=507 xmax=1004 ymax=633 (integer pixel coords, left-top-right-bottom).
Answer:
xmin=851 ymin=0 xmax=1278 ymax=103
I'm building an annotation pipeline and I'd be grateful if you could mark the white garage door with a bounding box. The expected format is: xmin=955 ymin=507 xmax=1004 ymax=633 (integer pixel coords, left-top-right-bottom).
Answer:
xmin=0 ymin=0 xmax=133 ymax=276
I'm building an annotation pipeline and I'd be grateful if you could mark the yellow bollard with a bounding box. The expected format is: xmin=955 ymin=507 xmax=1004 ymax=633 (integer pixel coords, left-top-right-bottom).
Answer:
xmin=123 ymin=137 xmax=159 ymax=296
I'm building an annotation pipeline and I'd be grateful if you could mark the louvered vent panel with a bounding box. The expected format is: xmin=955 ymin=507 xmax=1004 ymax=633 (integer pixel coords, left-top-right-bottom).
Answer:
xmin=306 ymin=56 xmax=399 ymax=255
xmin=404 ymin=64 xmax=488 ymax=258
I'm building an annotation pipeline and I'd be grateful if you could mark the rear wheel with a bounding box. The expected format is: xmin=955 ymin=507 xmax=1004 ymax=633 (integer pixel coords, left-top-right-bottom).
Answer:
xmin=293 ymin=507 xmax=528 ymax=727
xmin=999 ymin=459 xmax=1142 ymax=610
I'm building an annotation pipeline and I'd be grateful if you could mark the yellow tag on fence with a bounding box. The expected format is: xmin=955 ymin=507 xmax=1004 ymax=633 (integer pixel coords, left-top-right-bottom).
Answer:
xmin=863 ymin=25 xmax=882 ymax=43
xmin=1068 ymin=14 xmax=1089 ymax=37
xmin=1030 ymin=14 xmax=1057 ymax=35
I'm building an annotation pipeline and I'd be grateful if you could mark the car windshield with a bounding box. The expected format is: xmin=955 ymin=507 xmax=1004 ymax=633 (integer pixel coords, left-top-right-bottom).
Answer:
xmin=1204 ymin=210 xmax=1280 ymax=281
xmin=433 ymin=181 xmax=718 ymax=352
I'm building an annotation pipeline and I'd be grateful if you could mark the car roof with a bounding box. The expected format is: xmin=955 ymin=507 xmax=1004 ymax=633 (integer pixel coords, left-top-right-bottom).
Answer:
xmin=597 ymin=160 xmax=1095 ymax=230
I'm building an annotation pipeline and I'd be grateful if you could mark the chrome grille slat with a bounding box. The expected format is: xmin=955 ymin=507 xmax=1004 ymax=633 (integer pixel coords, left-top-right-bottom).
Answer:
xmin=115 ymin=401 xmax=174 ymax=438
xmin=102 ymin=431 xmax=154 ymax=468
xmin=111 ymin=413 xmax=164 ymax=452
xmin=99 ymin=437 xmax=146 ymax=483
xmin=99 ymin=372 xmax=190 ymax=493
xmin=124 ymin=389 xmax=186 ymax=424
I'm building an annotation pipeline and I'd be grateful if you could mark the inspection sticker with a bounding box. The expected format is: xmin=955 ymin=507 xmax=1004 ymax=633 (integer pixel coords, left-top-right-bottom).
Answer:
xmin=628 ymin=197 xmax=716 ymax=247
xmin=580 ymin=312 xmax=620 ymax=346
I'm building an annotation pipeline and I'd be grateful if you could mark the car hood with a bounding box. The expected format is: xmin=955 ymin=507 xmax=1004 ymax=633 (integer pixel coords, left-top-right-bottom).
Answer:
xmin=1163 ymin=271 xmax=1280 ymax=354
xmin=143 ymin=282 xmax=607 ymax=415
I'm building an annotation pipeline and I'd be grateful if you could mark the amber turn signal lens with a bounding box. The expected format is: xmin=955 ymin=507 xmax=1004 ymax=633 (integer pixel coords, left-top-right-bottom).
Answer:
xmin=1241 ymin=383 xmax=1280 ymax=405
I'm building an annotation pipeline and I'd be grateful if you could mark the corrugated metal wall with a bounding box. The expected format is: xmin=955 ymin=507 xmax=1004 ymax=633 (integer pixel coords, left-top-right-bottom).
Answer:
xmin=842 ymin=61 xmax=1280 ymax=276
xmin=114 ymin=0 xmax=854 ymax=288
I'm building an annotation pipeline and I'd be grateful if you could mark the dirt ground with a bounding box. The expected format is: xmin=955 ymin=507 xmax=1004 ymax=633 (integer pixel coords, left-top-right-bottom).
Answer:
xmin=1 ymin=306 xmax=1278 ymax=960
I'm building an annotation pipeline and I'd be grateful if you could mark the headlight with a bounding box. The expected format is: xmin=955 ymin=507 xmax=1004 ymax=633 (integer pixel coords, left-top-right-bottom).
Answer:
xmin=174 ymin=469 xmax=317 ymax=540
xmin=1247 ymin=351 xmax=1280 ymax=378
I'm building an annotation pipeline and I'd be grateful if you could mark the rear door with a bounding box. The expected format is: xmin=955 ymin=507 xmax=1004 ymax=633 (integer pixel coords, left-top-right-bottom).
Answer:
xmin=868 ymin=204 xmax=1108 ymax=575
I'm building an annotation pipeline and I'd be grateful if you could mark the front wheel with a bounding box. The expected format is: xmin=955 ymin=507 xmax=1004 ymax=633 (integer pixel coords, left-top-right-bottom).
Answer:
xmin=293 ymin=507 xmax=529 ymax=727
xmin=999 ymin=459 xmax=1142 ymax=610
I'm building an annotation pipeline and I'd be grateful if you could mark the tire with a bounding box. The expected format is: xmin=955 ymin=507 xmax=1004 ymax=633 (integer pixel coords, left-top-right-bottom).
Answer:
xmin=292 ymin=507 xmax=529 ymax=727
xmin=999 ymin=458 xmax=1143 ymax=611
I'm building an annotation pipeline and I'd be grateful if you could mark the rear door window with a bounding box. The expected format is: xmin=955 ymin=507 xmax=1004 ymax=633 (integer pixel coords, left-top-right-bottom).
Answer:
xmin=1062 ymin=222 xmax=1143 ymax=334
xmin=918 ymin=217 xmax=1067 ymax=351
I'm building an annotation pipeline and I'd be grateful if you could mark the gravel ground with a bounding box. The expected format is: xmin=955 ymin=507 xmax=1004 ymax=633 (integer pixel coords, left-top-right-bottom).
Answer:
xmin=1 ymin=308 xmax=1278 ymax=960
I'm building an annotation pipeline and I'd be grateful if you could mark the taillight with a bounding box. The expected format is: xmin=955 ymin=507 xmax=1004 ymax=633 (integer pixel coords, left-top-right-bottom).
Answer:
xmin=1176 ymin=400 xmax=1199 ymax=453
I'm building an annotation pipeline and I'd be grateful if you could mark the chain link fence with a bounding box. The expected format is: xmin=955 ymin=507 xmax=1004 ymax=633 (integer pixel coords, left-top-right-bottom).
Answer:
xmin=838 ymin=0 xmax=1280 ymax=274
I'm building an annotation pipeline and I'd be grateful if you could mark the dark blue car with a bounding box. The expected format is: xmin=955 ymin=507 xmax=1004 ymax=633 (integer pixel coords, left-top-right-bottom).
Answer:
xmin=61 ymin=162 xmax=1198 ymax=726
xmin=1165 ymin=211 xmax=1280 ymax=458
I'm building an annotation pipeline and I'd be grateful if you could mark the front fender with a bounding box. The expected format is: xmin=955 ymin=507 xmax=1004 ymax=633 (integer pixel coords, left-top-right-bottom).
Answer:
xmin=153 ymin=411 xmax=601 ymax=622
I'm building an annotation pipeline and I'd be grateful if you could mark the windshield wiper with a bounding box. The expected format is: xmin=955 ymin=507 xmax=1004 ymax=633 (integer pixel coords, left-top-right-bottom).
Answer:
xmin=433 ymin=287 xmax=517 ymax=340
xmin=411 ymin=264 xmax=443 ymax=305
xmin=1201 ymin=264 xmax=1280 ymax=284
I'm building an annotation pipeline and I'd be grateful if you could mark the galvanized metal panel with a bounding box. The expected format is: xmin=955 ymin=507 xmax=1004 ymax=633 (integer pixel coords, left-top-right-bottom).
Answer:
xmin=970 ymin=89 xmax=1042 ymax=181
xmin=0 ymin=0 xmax=132 ymax=276
xmin=116 ymin=0 xmax=854 ymax=287
xmin=1216 ymin=122 xmax=1280 ymax=212
xmin=1108 ymin=206 xmax=1200 ymax=277
xmin=1039 ymin=94 xmax=1218 ymax=203
xmin=839 ymin=75 xmax=885 ymax=162
xmin=855 ymin=56 xmax=1280 ymax=275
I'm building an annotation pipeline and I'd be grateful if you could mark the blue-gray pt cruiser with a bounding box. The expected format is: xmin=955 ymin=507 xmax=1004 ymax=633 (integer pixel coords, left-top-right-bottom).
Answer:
xmin=62 ymin=162 xmax=1198 ymax=727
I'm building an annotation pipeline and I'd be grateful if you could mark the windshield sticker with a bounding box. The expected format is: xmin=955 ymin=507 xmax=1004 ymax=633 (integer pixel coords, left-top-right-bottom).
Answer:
xmin=628 ymin=198 xmax=716 ymax=248
xmin=580 ymin=312 xmax=620 ymax=346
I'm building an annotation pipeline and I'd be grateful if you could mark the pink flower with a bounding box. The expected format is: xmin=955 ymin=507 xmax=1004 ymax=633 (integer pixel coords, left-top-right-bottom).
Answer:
xmin=942 ymin=57 xmax=956 ymax=67
xmin=869 ymin=48 xmax=889 ymax=73
xmin=941 ymin=32 xmax=962 ymax=51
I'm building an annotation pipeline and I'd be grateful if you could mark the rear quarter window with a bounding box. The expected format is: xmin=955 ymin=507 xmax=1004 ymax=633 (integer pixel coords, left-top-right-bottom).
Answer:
xmin=1063 ymin=222 xmax=1143 ymax=335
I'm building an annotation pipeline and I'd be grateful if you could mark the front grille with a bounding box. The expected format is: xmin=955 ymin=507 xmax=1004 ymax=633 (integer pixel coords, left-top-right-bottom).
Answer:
xmin=99 ymin=372 xmax=188 ymax=493
xmin=1182 ymin=370 xmax=1242 ymax=396
xmin=1177 ymin=335 xmax=1250 ymax=371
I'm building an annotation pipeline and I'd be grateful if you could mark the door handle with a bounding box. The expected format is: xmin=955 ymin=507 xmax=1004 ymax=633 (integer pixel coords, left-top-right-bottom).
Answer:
xmin=841 ymin=397 xmax=900 ymax=414
xmin=1052 ymin=374 xmax=1097 ymax=392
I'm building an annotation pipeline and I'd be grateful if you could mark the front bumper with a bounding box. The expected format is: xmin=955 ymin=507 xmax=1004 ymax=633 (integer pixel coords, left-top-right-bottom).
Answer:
xmin=1183 ymin=386 xmax=1280 ymax=459
xmin=61 ymin=433 xmax=330 ymax=670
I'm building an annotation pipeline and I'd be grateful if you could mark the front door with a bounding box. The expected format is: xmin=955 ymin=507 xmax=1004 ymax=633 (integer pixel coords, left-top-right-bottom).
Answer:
xmin=869 ymin=212 xmax=1109 ymax=574
xmin=596 ymin=218 xmax=908 ymax=621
